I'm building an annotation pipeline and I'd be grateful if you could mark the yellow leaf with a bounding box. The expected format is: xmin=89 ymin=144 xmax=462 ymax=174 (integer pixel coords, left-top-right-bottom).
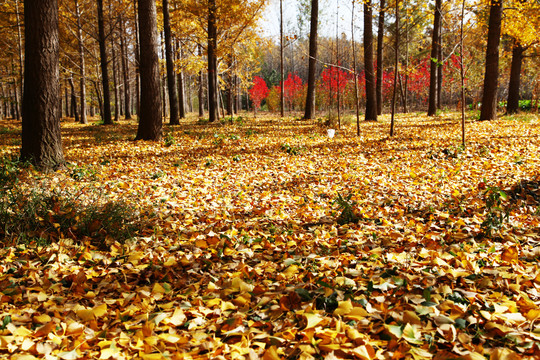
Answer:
xmin=333 ymin=300 xmax=353 ymax=316
xmin=501 ymin=246 xmax=519 ymax=263
xmin=167 ymin=308 xmax=186 ymax=326
xmin=304 ymin=312 xmax=323 ymax=329
xmin=93 ymin=303 xmax=107 ymax=318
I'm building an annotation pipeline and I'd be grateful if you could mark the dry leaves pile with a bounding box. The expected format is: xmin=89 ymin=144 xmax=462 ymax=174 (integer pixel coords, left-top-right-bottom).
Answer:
xmin=1 ymin=113 xmax=540 ymax=359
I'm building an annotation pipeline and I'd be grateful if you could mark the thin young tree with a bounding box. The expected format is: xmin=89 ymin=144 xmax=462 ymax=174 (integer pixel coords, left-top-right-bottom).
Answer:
xmin=303 ymin=0 xmax=318 ymax=120
xmin=364 ymin=0 xmax=377 ymax=121
xmin=280 ymin=0 xmax=284 ymax=118
xmin=74 ymin=0 xmax=87 ymax=124
xmin=460 ymin=0 xmax=466 ymax=146
xmin=427 ymin=0 xmax=441 ymax=116
xmin=135 ymin=0 xmax=162 ymax=140
xmin=21 ymin=0 xmax=65 ymax=170
xmin=479 ymin=0 xmax=503 ymax=120
xmin=352 ymin=0 xmax=360 ymax=135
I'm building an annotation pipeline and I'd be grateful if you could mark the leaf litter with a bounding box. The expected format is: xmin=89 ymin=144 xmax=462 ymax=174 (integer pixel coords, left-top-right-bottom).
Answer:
xmin=1 ymin=113 xmax=540 ymax=359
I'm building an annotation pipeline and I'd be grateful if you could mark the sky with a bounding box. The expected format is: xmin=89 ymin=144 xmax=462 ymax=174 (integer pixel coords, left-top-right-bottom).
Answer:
xmin=258 ymin=0 xmax=358 ymax=41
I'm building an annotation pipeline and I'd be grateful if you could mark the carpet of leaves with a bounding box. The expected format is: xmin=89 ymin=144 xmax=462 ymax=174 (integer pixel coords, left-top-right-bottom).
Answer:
xmin=1 ymin=112 xmax=540 ymax=360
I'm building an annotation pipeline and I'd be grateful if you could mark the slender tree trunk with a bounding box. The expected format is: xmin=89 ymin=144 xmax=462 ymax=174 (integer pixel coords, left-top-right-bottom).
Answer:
xmin=207 ymin=0 xmax=218 ymax=122
xmin=162 ymin=0 xmax=179 ymax=125
xmin=428 ymin=0 xmax=441 ymax=116
xmin=280 ymin=0 xmax=284 ymax=118
xmin=460 ymin=0 xmax=466 ymax=146
xmin=111 ymin=23 xmax=120 ymax=122
xmin=390 ymin=0 xmax=398 ymax=136
xmin=65 ymin=85 xmax=69 ymax=117
xmin=21 ymin=0 xmax=64 ymax=170
xmin=69 ymin=75 xmax=79 ymax=123
xmin=11 ymin=61 xmax=20 ymax=120
xmin=303 ymin=0 xmax=318 ymax=120
xmin=119 ymin=16 xmax=132 ymax=119
xmin=198 ymin=45 xmax=205 ymax=117
xmin=506 ymin=40 xmax=524 ymax=114
xmin=364 ymin=0 xmax=377 ymax=121
xmin=15 ymin=0 xmax=24 ymax=120
xmin=133 ymin=0 xmax=140 ymax=117
xmin=177 ymin=42 xmax=186 ymax=119
xmin=352 ymin=0 xmax=360 ymax=136
xmin=376 ymin=0 xmax=385 ymax=115
xmin=97 ymin=0 xmax=113 ymax=124
xmin=480 ymin=0 xmax=503 ymax=121
xmin=437 ymin=24 xmax=443 ymax=109
xmin=74 ymin=0 xmax=87 ymax=124
xmin=135 ymin=0 xmax=162 ymax=140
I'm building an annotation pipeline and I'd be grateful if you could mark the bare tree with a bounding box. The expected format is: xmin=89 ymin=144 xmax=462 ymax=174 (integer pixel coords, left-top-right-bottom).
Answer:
xmin=303 ymin=0 xmax=318 ymax=120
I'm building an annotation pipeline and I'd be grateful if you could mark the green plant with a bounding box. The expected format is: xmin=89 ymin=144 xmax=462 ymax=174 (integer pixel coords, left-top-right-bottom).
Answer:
xmin=0 ymin=157 xmax=22 ymax=189
xmin=164 ymin=132 xmax=175 ymax=147
xmin=334 ymin=192 xmax=361 ymax=225
xmin=281 ymin=143 xmax=301 ymax=155
xmin=68 ymin=163 xmax=97 ymax=181
xmin=481 ymin=184 xmax=510 ymax=237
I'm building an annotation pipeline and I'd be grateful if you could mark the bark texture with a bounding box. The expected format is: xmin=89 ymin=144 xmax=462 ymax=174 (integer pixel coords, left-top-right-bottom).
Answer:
xmin=376 ymin=0 xmax=385 ymax=115
xmin=207 ymin=0 xmax=218 ymax=122
xmin=97 ymin=0 xmax=113 ymax=124
xmin=506 ymin=41 xmax=524 ymax=114
xmin=480 ymin=0 xmax=503 ymax=120
xmin=21 ymin=0 xmax=65 ymax=170
xmin=303 ymin=0 xmax=318 ymax=120
xmin=364 ymin=0 xmax=377 ymax=121
xmin=135 ymin=0 xmax=162 ymax=140
xmin=428 ymin=0 xmax=441 ymax=116
xmin=162 ymin=0 xmax=179 ymax=125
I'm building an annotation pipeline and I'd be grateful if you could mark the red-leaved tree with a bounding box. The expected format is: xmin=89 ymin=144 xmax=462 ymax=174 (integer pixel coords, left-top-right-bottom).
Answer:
xmin=319 ymin=65 xmax=352 ymax=108
xmin=283 ymin=73 xmax=304 ymax=111
xmin=249 ymin=76 xmax=269 ymax=116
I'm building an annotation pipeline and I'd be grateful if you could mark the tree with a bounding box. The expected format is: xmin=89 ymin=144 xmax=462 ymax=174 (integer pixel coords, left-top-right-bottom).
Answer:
xmin=21 ymin=0 xmax=65 ymax=170
xmin=162 ymin=0 xmax=179 ymax=125
xmin=207 ymin=0 xmax=218 ymax=122
xmin=480 ymin=0 xmax=503 ymax=120
xmin=303 ymin=0 xmax=318 ymax=120
xmin=97 ymin=0 xmax=113 ymax=124
xmin=506 ymin=41 xmax=524 ymax=114
xmin=427 ymin=0 xmax=441 ymax=116
xmin=390 ymin=0 xmax=399 ymax=136
xmin=135 ymin=0 xmax=162 ymax=141
xmin=376 ymin=0 xmax=385 ymax=115
xmin=249 ymin=76 xmax=269 ymax=116
xmin=364 ymin=0 xmax=377 ymax=121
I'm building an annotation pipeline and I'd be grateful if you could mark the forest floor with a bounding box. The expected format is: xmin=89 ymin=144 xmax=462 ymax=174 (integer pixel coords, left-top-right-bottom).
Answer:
xmin=1 ymin=111 xmax=540 ymax=359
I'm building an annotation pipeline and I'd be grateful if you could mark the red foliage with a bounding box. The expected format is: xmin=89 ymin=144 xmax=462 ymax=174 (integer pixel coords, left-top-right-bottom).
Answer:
xmin=283 ymin=73 xmax=304 ymax=110
xmin=249 ymin=76 xmax=269 ymax=111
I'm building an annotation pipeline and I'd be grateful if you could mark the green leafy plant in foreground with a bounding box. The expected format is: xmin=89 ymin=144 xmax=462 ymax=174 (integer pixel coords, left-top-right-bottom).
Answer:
xmin=334 ymin=192 xmax=361 ymax=225
xmin=481 ymin=183 xmax=510 ymax=237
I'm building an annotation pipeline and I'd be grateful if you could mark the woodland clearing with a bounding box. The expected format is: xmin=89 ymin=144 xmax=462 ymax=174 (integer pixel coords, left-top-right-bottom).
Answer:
xmin=1 ymin=112 xmax=540 ymax=359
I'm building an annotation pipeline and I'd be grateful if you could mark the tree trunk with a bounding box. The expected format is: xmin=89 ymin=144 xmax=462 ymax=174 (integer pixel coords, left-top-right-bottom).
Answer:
xmin=280 ymin=0 xmax=284 ymax=118
xmin=15 ymin=0 xmax=24 ymax=120
xmin=428 ymin=0 xmax=441 ymax=116
xmin=390 ymin=0 xmax=398 ymax=136
xmin=437 ymin=24 xmax=443 ymax=110
xmin=69 ymin=76 xmax=79 ymax=123
xmin=135 ymin=0 xmax=162 ymax=140
xmin=74 ymin=0 xmax=87 ymax=124
xmin=303 ymin=0 xmax=318 ymax=120
xmin=162 ymin=0 xmax=179 ymax=125
xmin=133 ymin=0 xmax=140 ymax=117
xmin=376 ymin=0 xmax=385 ymax=115
xmin=207 ymin=0 xmax=218 ymax=122
xmin=177 ymin=40 xmax=186 ymax=119
xmin=119 ymin=16 xmax=132 ymax=119
xmin=111 ymin=24 xmax=120 ymax=122
xmin=97 ymin=0 xmax=113 ymax=124
xmin=198 ymin=45 xmax=205 ymax=118
xmin=352 ymin=0 xmax=360 ymax=136
xmin=364 ymin=0 xmax=377 ymax=121
xmin=480 ymin=0 xmax=503 ymax=121
xmin=21 ymin=0 xmax=64 ymax=170
xmin=506 ymin=40 xmax=524 ymax=114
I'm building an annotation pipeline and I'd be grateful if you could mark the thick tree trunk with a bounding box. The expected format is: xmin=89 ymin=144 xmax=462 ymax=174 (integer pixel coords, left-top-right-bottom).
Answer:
xmin=97 ymin=0 xmax=113 ymax=124
xmin=162 ymin=0 xmax=179 ymax=125
xmin=304 ymin=0 xmax=318 ymax=120
xmin=74 ymin=0 xmax=87 ymax=124
xmin=207 ymin=0 xmax=218 ymax=122
xmin=480 ymin=0 xmax=503 ymax=120
xmin=428 ymin=0 xmax=441 ymax=116
xmin=364 ymin=0 xmax=377 ymax=121
xmin=119 ymin=16 xmax=132 ymax=119
xmin=21 ymin=0 xmax=64 ymax=170
xmin=506 ymin=41 xmax=524 ymax=114
xmin=135 ymin=0 xmax=162 ymax=140
xmin=376 ymin=0 xmax=385 ymax=115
